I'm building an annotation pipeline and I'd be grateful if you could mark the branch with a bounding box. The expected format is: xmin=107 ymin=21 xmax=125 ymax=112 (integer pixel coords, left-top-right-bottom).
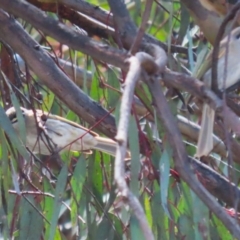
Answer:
xmin=163 ymin=70 xmax=240 ymax=135
xmin=188 ymin=157 xmax=240 ymax=211
xmin=115 ymin=56 xmax=154 ymax=239
xmin=104 ymin=0 xmax=190 ymax=55
xmin=1 ymin=3 xmax=240 ymax=218
xmin=20 ymin=54 xmax=240 ymax=164
xmin=27 ymin=0 xmax=115 ymax=39
xmin=139 ymin=44 xmax=240 ymax=237
xmin=0 ymin=9 xmax=117 ymax=138
xmin=14 ymin=53 xmax=240 ymax=207
xmin=0 ymin=0 xmax=128 ymax=69
xmin=130 ymin=0 xmax=154 ymax=54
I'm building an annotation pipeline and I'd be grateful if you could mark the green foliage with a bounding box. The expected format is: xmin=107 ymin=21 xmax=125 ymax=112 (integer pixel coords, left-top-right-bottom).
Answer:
xmin=0 ymin=0 xmax=235 ymax=239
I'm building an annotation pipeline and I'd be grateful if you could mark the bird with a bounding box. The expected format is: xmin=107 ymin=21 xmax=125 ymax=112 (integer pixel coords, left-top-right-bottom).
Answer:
xmin=196 ymin=27 xmax=240 ymax=157
xmin=6 ymin=106 xmax=130 ymax=158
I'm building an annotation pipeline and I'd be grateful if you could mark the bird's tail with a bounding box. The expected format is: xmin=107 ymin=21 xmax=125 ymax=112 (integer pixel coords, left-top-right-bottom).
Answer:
xmin=196 ymin=103 xmax=215 ymax=157
xmin=94 ymin=136 xmax=131 ymax=160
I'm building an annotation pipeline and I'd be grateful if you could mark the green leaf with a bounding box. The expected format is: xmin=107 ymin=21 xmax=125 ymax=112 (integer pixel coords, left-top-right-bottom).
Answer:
xmin=48 ymin=164 xmax=68 ymax=240
xmin=106 ymin=69 xmax=121 ymax=108
xmin=87 ymin=152 xmax=104 ymax=212
xmin=144 ymin=192 xmax=153 ymax=228
xmin=211 ymin=214 xmax=230 ymax=239
xmin=159 ymin=146 xmax=171 ymax=219
xmin=178 ymin=215 xmax=194 ymax=239
xmin=178 ymin=4 xmax=190 ymax=43
xmin=151 ymin=191 xmax=168 ymax=240
xmin=19 ymin=196 xmax=43 ymax=240
xmin=10 ymin=92 xmax=26 ymax=144
xmin=192 ymin=42 xmax=209 ymax=78
xmin=135 ymin=82 xmax=153 ymax=117
xmin=42 ymin=89 xmax=55 ymax=111
xmin=114 ymin=99 xmax=121 ymax=128
xmin=129 ymin=116 xmax=140 ymax=196
xmin=180 ymin=181 xmax=193 ymax=214
xmin=70 ymin=154 xmax=86 ymax=224
xmin=95 ymin=215 xmax=115 ymax=240
xmin=130 ymin=215 xmax=145 ymax=240
xmin=191 ymin=191 xmax=210 ymax=239
xmin=187 ymin=27 xmax=195 ymax=72
xmin=0 ymin=106 xmax=29 ymax=160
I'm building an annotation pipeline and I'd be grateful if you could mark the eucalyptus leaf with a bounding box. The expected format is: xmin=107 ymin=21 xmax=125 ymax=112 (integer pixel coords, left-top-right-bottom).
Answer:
xmin=10 ymin=92 xmax=26 ymax=144
xmin=48 ymin=164 xmax=68 ymax=240
xmin=0 ymin=106 xmax=29 ymax=160
xmin=159 ymin=146 xmax=171 ymax=219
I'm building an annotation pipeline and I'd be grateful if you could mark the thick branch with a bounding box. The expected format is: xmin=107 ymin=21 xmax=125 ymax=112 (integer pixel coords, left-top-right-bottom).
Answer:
xmin=189 ymin=157 xmax=240 ymax=210
xmin=27 ymin=0 xmax=114 ymax=39
xmin=0 ymin=0 xmax=128 ymax=69
xmin=0 ymin=9 xmax=117 ymax=137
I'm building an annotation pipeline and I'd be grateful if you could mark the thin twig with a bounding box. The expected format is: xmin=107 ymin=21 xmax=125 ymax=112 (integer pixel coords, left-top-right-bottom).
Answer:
xmin=130 ymin=0 xmax=154 ymax=54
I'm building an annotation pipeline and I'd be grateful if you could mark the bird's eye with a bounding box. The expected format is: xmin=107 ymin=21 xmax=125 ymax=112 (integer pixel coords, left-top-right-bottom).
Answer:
xmin=8 ymin=110 xmax=25 ymax=124
xmin=236 ymin=33 xmax=240 ymax=39
xmin=8 ymin=112 xmax=17 ymax=124
xmin=41 ymin=114 xmax=48 ymax=122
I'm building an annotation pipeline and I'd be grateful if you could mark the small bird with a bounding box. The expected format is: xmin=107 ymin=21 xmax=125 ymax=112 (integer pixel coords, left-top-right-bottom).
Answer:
xmin=6 ymin=106 xmax=128 ymax=158
xmin=196 ymin=27 xmax=240 ymax=157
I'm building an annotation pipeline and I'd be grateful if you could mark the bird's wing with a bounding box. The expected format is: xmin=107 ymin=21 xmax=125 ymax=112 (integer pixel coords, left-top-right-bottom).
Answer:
xmin=37 ymin=110 xmax=99 ymax=137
